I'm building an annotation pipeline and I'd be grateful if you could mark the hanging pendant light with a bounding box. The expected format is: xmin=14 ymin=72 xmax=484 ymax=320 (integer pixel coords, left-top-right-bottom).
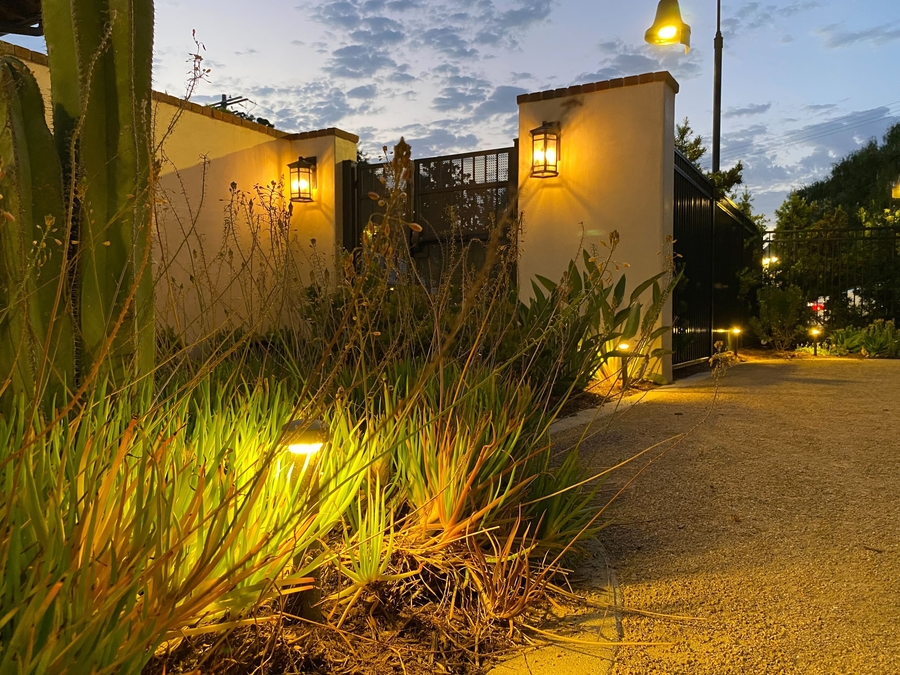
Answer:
xmin=645 ymin=0 xmax=691 ymax=53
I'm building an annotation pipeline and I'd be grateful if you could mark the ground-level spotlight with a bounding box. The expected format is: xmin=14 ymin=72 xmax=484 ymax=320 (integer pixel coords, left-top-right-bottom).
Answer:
xmin=810 ymin=328 xmax=822 ymax=356
xmin=280 ymin=418 xmax=329 ymax=620
xmin=617 ymin=343 xmax=632 ymax=389
xmin=731 ymin=327 xmax=742 ymax=357
xmin=281 ymin=418 xmax=328 ymax=474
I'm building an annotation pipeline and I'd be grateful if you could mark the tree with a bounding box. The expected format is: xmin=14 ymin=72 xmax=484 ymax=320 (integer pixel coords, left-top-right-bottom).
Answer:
xmin=674 ymin=116 xmax=745 ymax=198
xmin=798 ymin=122 xmax=900 ymax=221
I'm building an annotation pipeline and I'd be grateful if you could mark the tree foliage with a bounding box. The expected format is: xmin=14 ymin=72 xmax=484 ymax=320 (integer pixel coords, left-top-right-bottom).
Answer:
xmin=797 ymin=122 xmax=900 ymax=223
xmin=674 ymin=116 xmax=745 ymax=199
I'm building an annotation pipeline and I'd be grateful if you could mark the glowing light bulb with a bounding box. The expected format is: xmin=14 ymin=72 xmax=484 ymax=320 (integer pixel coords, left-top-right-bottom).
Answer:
xmin=658 ymin=25 xmax=678 ymax=39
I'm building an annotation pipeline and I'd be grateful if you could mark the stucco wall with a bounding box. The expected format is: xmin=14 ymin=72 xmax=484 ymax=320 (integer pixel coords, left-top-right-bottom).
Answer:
xmin=4 ymin=41 xmax=358 ymax=339
xmin=517 ymin=73 xmax=677 ymax=381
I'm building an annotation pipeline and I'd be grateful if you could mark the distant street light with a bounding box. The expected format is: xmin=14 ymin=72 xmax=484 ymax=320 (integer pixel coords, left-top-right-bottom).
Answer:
xmin=646 ymin=0 xmax=725 ymax=173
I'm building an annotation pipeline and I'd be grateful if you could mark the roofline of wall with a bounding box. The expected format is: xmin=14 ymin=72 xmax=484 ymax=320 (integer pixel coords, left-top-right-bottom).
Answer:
xmin=0 ymin=39 xmax=47 ymax=65
xmin=283 ymin=128 xmax=360 ymax=143
xmin=516 ymin=71 xmax=679 ymax=105
xmin=0 ymin=40 xmax=359 ymax=144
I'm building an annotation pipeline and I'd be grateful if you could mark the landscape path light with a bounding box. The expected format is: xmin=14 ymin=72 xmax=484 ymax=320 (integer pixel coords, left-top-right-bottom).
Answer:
xmin=646 ymin=0 xmax=724 ymax=173
xmin=617 ymin=343 xmax=633 ymax=390
xmin=281 ymin=418 xmax=329 ymax=476
xmin=280 ymin=417 xmax=329 ymax=620
xmin=731 ymin=327 xmax=742 ymax=357
xmin=289 ymin=156 xmax=317 ymax=202
xmin=810 ymin=328 xmax=822 ymax=356
xmin=530 ymin=121 xmax=560 ymax=178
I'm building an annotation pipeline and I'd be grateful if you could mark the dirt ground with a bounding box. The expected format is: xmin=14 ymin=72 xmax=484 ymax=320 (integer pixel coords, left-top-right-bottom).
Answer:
xmin=570 ymin=357 xmax=900 ymax=674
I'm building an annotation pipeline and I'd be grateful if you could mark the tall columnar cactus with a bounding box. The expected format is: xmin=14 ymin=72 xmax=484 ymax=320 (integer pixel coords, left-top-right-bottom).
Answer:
xmin=44 ymin=0 xmax=156 ymax=385
xmin=0 ymin=57 xmax=76 ymax=410
xmin=0 ymin=0 xmax=155 ymax=410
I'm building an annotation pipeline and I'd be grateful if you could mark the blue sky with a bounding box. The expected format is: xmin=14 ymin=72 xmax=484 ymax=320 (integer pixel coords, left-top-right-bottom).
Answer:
xmin=6 ymin=1 xmax=900 ymax=222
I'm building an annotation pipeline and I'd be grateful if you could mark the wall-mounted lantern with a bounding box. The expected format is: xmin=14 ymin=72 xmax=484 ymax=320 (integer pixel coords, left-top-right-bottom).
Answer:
xmin=289 ymin=156 xmax=317 ymax=202
xmin=644 ymin=0 xmax=691 ymax=53
xmin=530 ymin=122 xmax=560 ymax=178
xmin=892 ymin=176 xmax=900 ymax=200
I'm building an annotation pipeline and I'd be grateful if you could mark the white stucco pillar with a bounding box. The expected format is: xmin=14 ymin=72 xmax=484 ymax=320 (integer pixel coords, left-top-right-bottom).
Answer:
xmin=517 ymin=72 xmax=678 ymax=382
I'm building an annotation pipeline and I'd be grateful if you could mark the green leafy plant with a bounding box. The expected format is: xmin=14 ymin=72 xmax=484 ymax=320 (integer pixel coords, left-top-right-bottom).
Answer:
xmin=751 ymin=284 xmax=808 ymax=350
xmin=860 ymin=319 xmax=900 ymax=358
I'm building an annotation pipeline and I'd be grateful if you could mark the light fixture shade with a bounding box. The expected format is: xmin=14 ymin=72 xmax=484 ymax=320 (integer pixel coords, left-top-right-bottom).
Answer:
xmin=893 ymin=177 xmax=900 ymax=199
xmin=289 ymin=156 xmax=317 ymax=202
xmin=645 ymin=0 xmax=691 ymax=53
xmin=281 ymin=419 xmax=329 ymax=456
xmin=530 ymin=121 xmax=560 ymax=178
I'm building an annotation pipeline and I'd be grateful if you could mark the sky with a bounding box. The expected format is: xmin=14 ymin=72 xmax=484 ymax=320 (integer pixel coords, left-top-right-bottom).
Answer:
xmin=6 ymin=0 xmax=900 ymax=223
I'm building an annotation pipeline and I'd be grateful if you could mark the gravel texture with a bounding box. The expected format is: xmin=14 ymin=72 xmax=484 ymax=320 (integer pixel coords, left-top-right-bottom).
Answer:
xmin=569 ymin=358 xmax=900 ymax=675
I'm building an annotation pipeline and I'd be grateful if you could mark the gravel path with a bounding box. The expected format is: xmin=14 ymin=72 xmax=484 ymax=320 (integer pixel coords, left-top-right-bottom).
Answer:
xmin=570 ymin=358 xmax=900 ymax=674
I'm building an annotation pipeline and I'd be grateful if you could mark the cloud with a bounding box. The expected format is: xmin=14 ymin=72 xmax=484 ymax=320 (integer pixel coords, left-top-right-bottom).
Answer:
xmin=720 ymin=2 xmax=820 ymax=40
xmin=474 ymin=0 xmax=554 ymax=48
xmin=819 ymin=22 xmax=900 ymax=49
xmin=309 ymin=0 xmax=361 ymax=29
xmin=431 ymin=79 xmax=492 ymax=112
xmin=196 ymin=78 xmax=378 ymax=132
xmin=716 ymin=107 xmax=900 ymax=219
xmin=347 ymin=84 xmax=378 ymax=98
xmin=420 ymin=27 xmax=479 ymax=59
xmin=724 ymin=103 xmax=772 ymax=118
xmin=392 ymin=121 xmax=481 ymax=156
xmin=329 ymin=44 xmax=398 ymax=78
xmin=473 ymin=85 xmax=529 ymax=117
xmin=577 ymin=39 xmax=703 ymax=83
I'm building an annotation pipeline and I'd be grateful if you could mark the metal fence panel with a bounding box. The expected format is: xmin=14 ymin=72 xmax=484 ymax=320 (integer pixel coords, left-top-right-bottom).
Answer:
xmin=672 ymin=152 xmax=715 ymax=366
xmin=764 ymin=226 xmax=900 ymax=323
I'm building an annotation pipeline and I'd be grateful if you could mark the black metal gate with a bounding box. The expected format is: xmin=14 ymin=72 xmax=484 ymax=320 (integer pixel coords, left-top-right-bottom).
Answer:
xmin=672 ymin=151 xmax=715 ymax=367
xmin=672 ymin=149 xmax=757 ymax=368
xmin=342 ymin=145 xmax=518 ymax=282
xmin=763 ymin=226 xmax=900 ymax=324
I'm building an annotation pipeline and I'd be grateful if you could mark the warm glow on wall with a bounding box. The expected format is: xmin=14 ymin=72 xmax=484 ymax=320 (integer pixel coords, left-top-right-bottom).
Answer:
xmin=289 ymin=156 xmax=317 ymax=202
xmin=530 ymin=121 xmax=560 ymax=178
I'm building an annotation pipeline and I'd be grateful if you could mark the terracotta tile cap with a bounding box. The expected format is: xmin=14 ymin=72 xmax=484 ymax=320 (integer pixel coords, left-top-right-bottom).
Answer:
xmin=516 ymin=71 xmax=680 ymax=104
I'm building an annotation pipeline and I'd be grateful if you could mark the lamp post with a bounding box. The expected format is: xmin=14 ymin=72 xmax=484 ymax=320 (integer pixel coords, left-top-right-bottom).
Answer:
xmin=646 ymin=0 xmax=724 ymax=173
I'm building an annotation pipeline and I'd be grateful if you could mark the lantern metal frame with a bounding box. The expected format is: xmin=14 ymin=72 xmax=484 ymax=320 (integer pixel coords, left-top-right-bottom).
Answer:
xmin=288 ymin=156 xmax=317 ymax=202
xmin=530 ymin=121 xmax=560 ymax=178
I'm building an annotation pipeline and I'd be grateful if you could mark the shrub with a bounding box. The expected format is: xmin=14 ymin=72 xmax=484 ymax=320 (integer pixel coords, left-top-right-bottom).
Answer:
xmin=751 ymin=285 xmax=808 ymax=350
xmin=860 ymin=319 xmax=900 ymax=358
